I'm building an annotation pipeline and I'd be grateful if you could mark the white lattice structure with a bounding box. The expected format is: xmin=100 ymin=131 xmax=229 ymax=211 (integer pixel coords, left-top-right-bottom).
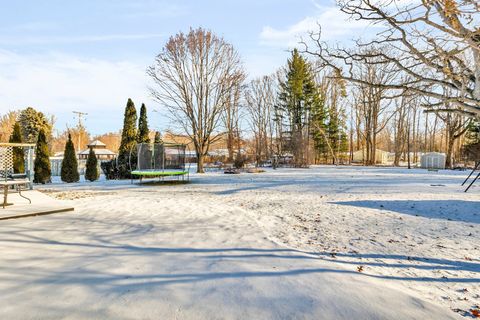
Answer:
xmin=0 ymin=146 xmax=14 ymax=181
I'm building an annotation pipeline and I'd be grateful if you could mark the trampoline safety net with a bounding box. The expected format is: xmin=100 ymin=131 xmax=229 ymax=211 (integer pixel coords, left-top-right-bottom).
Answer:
xmin=136 ymin=143 xmax=186 ymax=172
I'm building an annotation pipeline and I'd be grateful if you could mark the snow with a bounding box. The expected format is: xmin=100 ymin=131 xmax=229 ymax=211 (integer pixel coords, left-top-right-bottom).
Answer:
xmin=0 ymin=166 xmax=478 ymax=319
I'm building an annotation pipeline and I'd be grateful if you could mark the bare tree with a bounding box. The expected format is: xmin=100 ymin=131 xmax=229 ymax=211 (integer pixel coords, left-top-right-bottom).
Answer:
xmin=148 ymin=28 xmax=245 ymax=173
xmin=392 ymin=96 xmax=409 ymax=166
xmin=350 ymin=51 xmax=398 ymax=165
xmin=302 ymin=0 xmax=480 ymax=117
xmin=0 ymin=111 xmax=19 ymax=142
xmin=244 ymin=75 xmax=276 ymax=166
xmin=221 ymin=79 xmax=244 ymax=162
xmin=426 ymin=108 xmax=472 ymax=167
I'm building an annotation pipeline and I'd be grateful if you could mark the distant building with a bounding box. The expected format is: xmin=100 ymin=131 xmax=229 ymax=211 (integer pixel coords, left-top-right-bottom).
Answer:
xmin=50 ymin=139 xmax=116 ymax=176
xmin=352 ymin=148 xmax=389 ymax=164
xmin=78 ymin=140 xmax=116 ymax=161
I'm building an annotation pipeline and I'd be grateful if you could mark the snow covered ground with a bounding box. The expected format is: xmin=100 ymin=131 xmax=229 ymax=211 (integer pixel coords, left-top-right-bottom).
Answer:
xmin=0 ymin=166 xmax=478 ymax=319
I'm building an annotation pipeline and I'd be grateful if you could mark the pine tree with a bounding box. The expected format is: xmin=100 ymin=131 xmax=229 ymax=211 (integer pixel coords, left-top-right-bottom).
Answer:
xmin=85 ymin=147 xmax=99 ymax=182
xmin=61 ymin=133 xmax=80 ymax=183
xmin=33 ymin=129 xmax=51 ymax=184
xmin=137 ymin=103 xmax=150 ymax=143
xmin=154 ymin=131 xmax=163 ymax=144
xmin=18 ymin=107 xmax=53 ymax=143
xmin=277 ymin=49 xmax=317 ymax=167
xmin=9 ymin=122 xmax=25 ymax=173
xmin=117 ymin=98 xmax=137 ymax=178
xmin=465 ymin=120 xmax=480 ymax=145
xmin=326 ymin=107 xmax=349 ymax=164
xmin=310 ymin=90 xmax=328 ymax=163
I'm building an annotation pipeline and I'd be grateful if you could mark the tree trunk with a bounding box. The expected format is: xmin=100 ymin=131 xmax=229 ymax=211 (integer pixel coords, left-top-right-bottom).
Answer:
xmin=445 ymin=136 xmax=455 ymax=169
xmin=196 ymin=151 xmax=205 ymax=173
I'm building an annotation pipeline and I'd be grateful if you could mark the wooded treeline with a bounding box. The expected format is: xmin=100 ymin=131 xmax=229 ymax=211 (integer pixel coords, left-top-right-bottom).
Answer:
xmin=2 ymin=1 xmax=479 ymax=174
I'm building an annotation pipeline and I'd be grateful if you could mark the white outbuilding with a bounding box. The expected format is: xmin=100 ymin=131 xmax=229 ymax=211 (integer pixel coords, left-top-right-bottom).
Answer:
xmin=420 ymin=152 xmax=446 ymax=169
xmin=352 ymin=148 xmax=389 ymax=164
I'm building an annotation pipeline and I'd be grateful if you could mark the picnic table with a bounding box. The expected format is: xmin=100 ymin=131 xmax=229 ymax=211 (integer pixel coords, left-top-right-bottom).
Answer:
xmin=1 ymin=180 xmax=31 ymax=209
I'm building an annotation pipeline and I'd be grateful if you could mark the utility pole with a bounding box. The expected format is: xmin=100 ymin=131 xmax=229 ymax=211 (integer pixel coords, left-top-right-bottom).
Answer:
xmin=72 ymin=111 xmax=88 ymax=153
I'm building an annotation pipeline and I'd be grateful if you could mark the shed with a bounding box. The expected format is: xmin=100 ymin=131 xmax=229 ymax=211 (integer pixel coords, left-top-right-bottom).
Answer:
xmin=420 ymin=152 xmax=446 ymax=169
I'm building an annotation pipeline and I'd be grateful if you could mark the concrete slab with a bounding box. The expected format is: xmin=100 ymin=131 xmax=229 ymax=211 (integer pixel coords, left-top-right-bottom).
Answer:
xmin=0 ymin=190 xmax=74 ymax=220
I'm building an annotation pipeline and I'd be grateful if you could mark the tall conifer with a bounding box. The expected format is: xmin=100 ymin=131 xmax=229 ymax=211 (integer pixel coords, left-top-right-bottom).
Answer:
xmin=154 ymin=131 xmax=163 ymax=144
xmin=117 ymin=98 xmax=137 ymax=178
xmin=61 ymin=133 xmax=79 ymax=183
xmin=33 ymin=129 xmax=51 ymax=184
xmin=9 ymin=122 xmax=25 ymax=173
xmin=137 ymin=103 xmax=150 ymax=143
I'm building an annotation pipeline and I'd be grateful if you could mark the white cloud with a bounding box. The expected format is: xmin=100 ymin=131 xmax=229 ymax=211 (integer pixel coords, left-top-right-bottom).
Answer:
xmin=0 ymin=33 xmax=164 ymax=46
xmin=0 ymin=50 xmax=154 ymax=133
xmin=259 ymin=5 xmax=373 ymax=47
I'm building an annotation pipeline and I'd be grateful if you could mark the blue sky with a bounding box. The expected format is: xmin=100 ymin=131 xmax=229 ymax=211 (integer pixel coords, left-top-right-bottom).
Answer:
xmin=0 ymin=0 xmax=371 ymax=135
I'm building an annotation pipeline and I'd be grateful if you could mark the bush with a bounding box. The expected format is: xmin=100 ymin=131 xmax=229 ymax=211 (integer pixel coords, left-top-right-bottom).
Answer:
xmin=234 ymin=152 xmax=247 ymax=169
xmin=100 ymin=159 xmax=117 ymax=180
xmin=85 ymin=148 xmax=99 ymax=182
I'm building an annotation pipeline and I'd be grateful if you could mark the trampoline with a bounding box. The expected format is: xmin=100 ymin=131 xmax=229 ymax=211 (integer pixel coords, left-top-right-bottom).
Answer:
xmin=130 ymin=143 xmax=189 ymax=183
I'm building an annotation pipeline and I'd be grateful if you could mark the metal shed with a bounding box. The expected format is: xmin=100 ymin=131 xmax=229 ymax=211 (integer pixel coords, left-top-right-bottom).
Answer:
xmin=421 ymin=152 xmax=446 ymax=170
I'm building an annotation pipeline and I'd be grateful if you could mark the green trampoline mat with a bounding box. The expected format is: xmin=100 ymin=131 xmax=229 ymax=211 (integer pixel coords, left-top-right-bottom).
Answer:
xmin=131 ymin=170 xmax=188 ymax=176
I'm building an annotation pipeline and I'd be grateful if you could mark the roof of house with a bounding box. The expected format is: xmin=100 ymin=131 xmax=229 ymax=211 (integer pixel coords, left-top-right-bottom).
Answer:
xmin=87 ymin=140 xmax=107 ymax=148
xmin=78 ymin=148 xmax=116 ymax=156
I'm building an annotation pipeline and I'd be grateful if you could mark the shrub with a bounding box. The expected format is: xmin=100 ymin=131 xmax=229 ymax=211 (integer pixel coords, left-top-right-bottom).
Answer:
xmin=234 ymin=152 xmax=247 ymax=169
xmin=85 ymin=148 xmax=99 ymax=182
xmin=100 ymin=159 xmax=117 ymax=180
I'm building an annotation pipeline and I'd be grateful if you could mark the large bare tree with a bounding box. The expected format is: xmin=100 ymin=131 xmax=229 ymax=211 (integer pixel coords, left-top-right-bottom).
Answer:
xmin=303 ymin=0 xmax=480 ymax=117
xmin=148 ymin=28 xmax=244 ymax=173
xmin=350 ymin=50 xmax=398 ymax=165
xmin=244 ymin=75 xmax=276 ymax=166
xmin=221 ymin=79 xmax=244 ymax=162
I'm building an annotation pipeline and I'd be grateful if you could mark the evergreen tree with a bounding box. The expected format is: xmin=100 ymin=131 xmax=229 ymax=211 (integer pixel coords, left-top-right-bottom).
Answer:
xmin=85 ymin=147 xmax=99 ymax=182
xmin=117 ymin=98 xmax=137 ymax=178
xmin=154 ymin=131 xmax=163 ymax=144
xmin=310 ymin=90 xmax=328 ymax=163
xmin=137 ymin=103 xmax=150 ymax=143
xmin=33 ymin=129 xmax=51 ymax=184
xmin=18 ymin=107 xmax=53 ymax=143
xmin=326 ymin=106 xmax=349 ymax=164
xmin=61 ymin=133 xmax=80 ymax=183
xmin=465 ymin=120 xmax=480 ymax=145
xmin=277 ymin=49 xmax=317 ymax=167
xmin=9 ymin=122 xmax=25 ymax=173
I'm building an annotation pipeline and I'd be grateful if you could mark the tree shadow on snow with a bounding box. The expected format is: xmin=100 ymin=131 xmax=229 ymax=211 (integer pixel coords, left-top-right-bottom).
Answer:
xmin=1 ymin=227 xmax=479 ymax=291
xmin=333 ymin=199 xmax=480 ymax=224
